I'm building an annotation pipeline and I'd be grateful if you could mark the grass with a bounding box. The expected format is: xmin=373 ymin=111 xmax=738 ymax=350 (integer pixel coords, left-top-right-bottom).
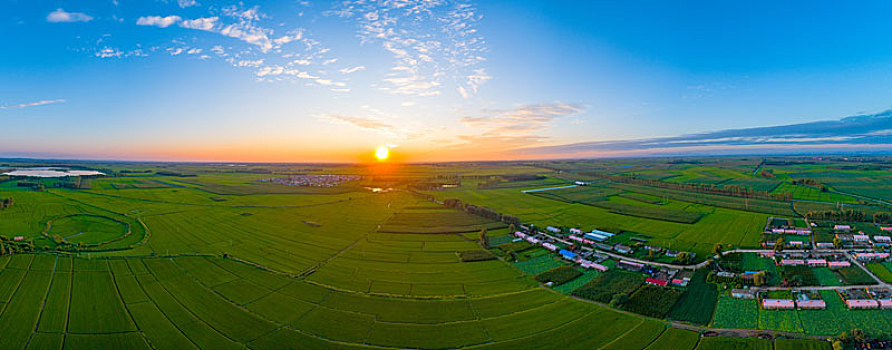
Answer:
xmin=867 ymin=262 xmax=892 ymax=283
xmin=712 ymin=295 xmax=758 ymax=329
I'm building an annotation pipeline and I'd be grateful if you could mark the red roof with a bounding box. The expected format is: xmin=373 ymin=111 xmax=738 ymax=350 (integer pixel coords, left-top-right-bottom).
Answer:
xmin=645 ymin=278 xmax=668 ymax=286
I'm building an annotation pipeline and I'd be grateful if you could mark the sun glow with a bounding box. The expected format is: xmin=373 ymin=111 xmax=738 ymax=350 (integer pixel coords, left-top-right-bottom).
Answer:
xmin=375 ymin=146 xmax=389 ymax=160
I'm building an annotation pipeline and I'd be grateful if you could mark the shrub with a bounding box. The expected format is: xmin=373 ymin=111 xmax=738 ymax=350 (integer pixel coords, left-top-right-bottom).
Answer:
xmin=535 ymin=266 xmax=582 ymax=286
xmin=459 ymin=250 xmax=496 ymax=262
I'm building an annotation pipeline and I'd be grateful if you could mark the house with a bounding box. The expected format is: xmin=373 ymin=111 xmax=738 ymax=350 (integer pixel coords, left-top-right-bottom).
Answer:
xmin=514 ymin=231 xmax=528 ymax=239
xmin=559 ymin=249 xmax=577 ymax=260
xmin=525 ymin=237 xmax=540 ymax=245
xmin=816 ymin=242 xmax=835 ymax=249
xmin=846 ymin=300 xmax=879 ymax=309
xmin=788 ymin=241 xmax=804 ymax=247
xmin=665 ymin=250 xmax=680 ymax=257
xmin=807 ymin=259 xmax=827 ymax=267
xmin=643 ymin=245 xmax=663 ymax=253
xmin=797 ymin=300 xmax=826 ymax=309
xmin=13 ymin=236 xmax=24 ymax=242
xmin=874 ymin=236 xmax=892 ymax=243
xmin=780 ymin=259 xmax=805 ymax=266
xmin=836 ymin=234 xmax=854 ymax=241
xmin=879 ymin=300 xmax=892 ymax=309
xmin=614 ymin=244 xmax=633 ymax=254
xmin=580 ymin=260 xmax=608 ymax=272
xmin=630 ymin=237 xmax=648 ymax=243
xmin=671 ymin=278 xmax=688 ymax=287
xmin=645 ymin=278 xmax=668 ymax=287
xmin=853 ymin=234 xmax=870 ymax=242
xmin=574 ymin=181 xmax=588 ymax=186
xmin=617 ymin=260 xmax=643 ymax=272
xmin=546 ymin=226 xmax=561 ymax=234
xmin=762 ymin=299 xmax=796 ymax=309
xmin=854 ymin=252 xmax=890 ymax=261
xmin=568 ymin=235 xmax=584 ymax=243
xmin=569 ymin=228 xmax=583 ymax=235
xmin=542 ymin=243 xmax=558 ymax=251
xmin=732 ymin=289 xmax=757 ymax=299
xmin=828 ymin=261 xmax=851 ymax=268
xmin=881 ymin=227 xmax=892 ymax=232
xmin=835 ymin=225 xmax=852 ymax=231
xmin=594 ymin=243 xmax=613 ymax=251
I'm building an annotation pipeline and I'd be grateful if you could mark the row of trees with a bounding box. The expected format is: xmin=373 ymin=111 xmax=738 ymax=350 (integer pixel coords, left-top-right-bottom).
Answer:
xmin=586 ymin=173 xmax=794 ymax=202
xmin=444 ymin=198 xmax=522 ymax=226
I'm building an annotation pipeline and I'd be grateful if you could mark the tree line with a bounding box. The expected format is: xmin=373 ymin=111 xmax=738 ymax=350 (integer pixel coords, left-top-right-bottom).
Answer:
xmin=806 ymin=209 xmax=892 ymax=224
xmin=443 ymin=198 xmax=522 ymax=226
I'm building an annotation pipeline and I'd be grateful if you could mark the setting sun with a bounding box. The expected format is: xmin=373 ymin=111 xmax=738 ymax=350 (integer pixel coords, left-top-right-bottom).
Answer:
xmin=375 ymin=146 xmax=389 ymax=160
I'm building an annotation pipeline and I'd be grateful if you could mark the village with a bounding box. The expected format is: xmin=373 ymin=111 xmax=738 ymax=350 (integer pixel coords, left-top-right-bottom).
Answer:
xmin=510 ymin=215 xmax=892 ymax=316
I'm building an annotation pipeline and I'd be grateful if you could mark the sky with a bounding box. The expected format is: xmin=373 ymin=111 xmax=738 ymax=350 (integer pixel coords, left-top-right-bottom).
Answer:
xmin=3 ymin=0 xmax=892 ymax=163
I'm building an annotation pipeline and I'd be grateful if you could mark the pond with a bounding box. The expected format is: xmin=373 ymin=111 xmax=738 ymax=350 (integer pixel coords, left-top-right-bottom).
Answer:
xmin=1 ymin=167 xmax=105 ymax=178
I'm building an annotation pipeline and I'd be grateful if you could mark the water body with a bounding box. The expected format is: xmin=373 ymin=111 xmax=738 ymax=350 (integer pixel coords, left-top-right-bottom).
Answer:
xmin=2 ymin=167 xmax=105 ymax=178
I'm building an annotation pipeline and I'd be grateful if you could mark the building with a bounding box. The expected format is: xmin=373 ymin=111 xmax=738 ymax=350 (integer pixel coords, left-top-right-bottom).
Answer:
xmin=780 ymin=259 xmax=805 ymax=266
xmin=584 ymin=232 xmax=608 ymax=242
xmin=846 ymin=300 xmax=879 ymax=309
xmin=525 ymin=237 xmax=540 ymax=245
xmin=836 ymin=234 xmax=854 ymax=241
xmin=732 ymin=289 xmax=757 ymax=299
xmin=828 ymin=261 xmax=851 ymax=268
xmin=816 ymin=242 xmax=835 ymax=249
xmin=542 ymin=243 xmax=558 ymax=251
xmin=762 ymin=299 xmax=796 ymax=309
xmin=807 ymin=259 xmax=827 ymax=267
xmin=854 ymin=252 xmax=891 ymax=261
xmin=797 ymin=300 xmax=826 ymax=310
xmin=874 ymin=236 xmax=892 ymax=243
xmin=614 ymin=244 xmax=633 ymax=254
xmin=879 ymin=300 xmax=892 ymax=309
xmin=568 ymin=235 xmax=584 ymax=243
xmin=559 ymin=249 xmax=577 ymax=260
xmin=853 ymin=234 xmax=870 ymax=242
xmin=569 ymin=228 xmax=583 ymax=235
xmin=514 ymin=231 xmax=528 ymax=239
xmin=645 ymin=278 xmax=668 ymax=287
xmin=881 ymin=227 xmax=892 ymax=232
xmin=580 ymin=260 xmax=608 ymax=271
xmin=591 ymin=229 xmax=615 ymax=237
xmin=835 ymin=225 xmax=852 ymax=231
xmin=546 ymin=226 xmax=561 ymax=233
xmin=665 ymin=250 xmax=680 ymax=257
xmin=594 ymin=243 xmax=613 ymax=251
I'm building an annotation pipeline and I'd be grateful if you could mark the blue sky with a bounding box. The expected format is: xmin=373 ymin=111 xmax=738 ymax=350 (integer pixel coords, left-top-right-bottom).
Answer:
xmin=3 ymin=0 xmax=892 ymax=162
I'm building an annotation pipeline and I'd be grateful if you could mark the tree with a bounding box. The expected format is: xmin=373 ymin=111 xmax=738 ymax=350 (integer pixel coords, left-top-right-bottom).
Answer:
xmin=674 ymin=252 xmax=690 ymax=264
xmin=774 ymin=238 xmax=784 ymax=253
xmin=833 ymin=237 xmax=842 ymax=248
xmin=478 ymin=228 xmax=488 ymax=248
xmin=851 ymin=329 xmax=867 ymax=342
xmin=0 ymin=241 xmax=5 ymax=255
xmin=506 ymin=250 xmax=517 ymax=263
xmin=753 ymin=271 xmax=767 ymax=286
xmin=713 ymin=243 xmax=724 ymax=257
xmin=608 ymin=293 xmax=628 ymax=308
xmin=832 ymin=341 xmax=843 ymax=350
xmin=508 ymin=223 xmax=516 ymax=233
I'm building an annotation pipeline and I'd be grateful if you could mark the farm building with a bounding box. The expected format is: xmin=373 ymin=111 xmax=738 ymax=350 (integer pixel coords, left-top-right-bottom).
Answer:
xmin=797 ymin=300 xmax=826 ymax=309
xmin=542 ymin=243 xmax=558 ymax=251
xmin=568 ymin=235 xmax=584 ymax=243
xmin=874 ymin=236 xmax=891 ymax=243
xmin=13 ymin=236 xmax=24 ymax=242
xmin=828 ymin=261 xmax=851 ymax=268
xmin=846 ymin=300 xmax=879 ymax=309
xmin=671 ymin=278 xmax=689 ymax=287
xmin=559 ymin=249 xmax=577 ymax=260
xmin=665 ymin=250 xmax=679 ymax=257
xmin=594 ymin=243 xmax=613 ymax=251
xmin=583 ymin=232 xmax=608 ymax=242
xmin=525 ymin=237 xmax=540 ymax=245
xmin=882 ymin=227 xmax=892 ymax=232
xmin=880 ymin=300 xmax=892 ymax=309
xmin=645 ymin=278 xmax=668 ymax=287
xmin=732 ymin=289 xmax=757 ymax=299
xmin=642 ymin=245 xmax=663 ymax=253
xmin=591 ymin=229 xmax=615 ymax=237
xmin=853 ymin=234 xmax=870 ymax=242
xmin=617 ymin=260 xmax=643 ymax=272
xmin=514 ymin=231 xmax=528 ymax=239
xmin=762 ymin=299 xmax=796 ymax=309
xmin=834 ymin=225 xmax=852 ymax=231
xmin=816 ymin=242 xmax=835 ymax=249
xmin=780 ymin=259 xmax=805 ymax=266
xmin=569 ymin=228 xmax=583 ymax=235
xmin=788 ymin=241 xmax=804 ymax=247
xmin=613 ymin=244 xmax=633 ymax=254
xmin=546 ymin=226 xmax=561 ymax=233
xmin=806 ymin=259 xmax=827 ymax=267
xmin=854 ymin=252 xmax=891 ymax=261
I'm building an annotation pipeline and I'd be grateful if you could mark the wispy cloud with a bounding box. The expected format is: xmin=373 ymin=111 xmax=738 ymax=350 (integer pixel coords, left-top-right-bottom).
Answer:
xmin=177 ymin=0 xmax=199 ymax=8
xmin=331 ymin=0 xmax=488 ymax=98
xmin=47 ymin=8 xmax=93 ymax=23
xmin=517 ymin=110 xmax=892 ymax=157
xmin=461 ymin=102 xmax=585 ymax=136
xmin=136 ymin=15 xmax=182 ymax=28
xmin=0 ymin=99 xmax=65 ymax=111
xmin=340 ymin=66 xmax=365 ymax=74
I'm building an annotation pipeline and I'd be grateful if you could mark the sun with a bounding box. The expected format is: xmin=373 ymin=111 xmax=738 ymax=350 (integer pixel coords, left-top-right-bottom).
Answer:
xmin=375 ymin=146 xmax=389 ymax=161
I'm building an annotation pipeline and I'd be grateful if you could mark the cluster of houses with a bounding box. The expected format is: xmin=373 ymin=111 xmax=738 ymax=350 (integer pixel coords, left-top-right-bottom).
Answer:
xmin=762 ymin=252 xmax=853 ymax=268
xmin=616 ymin=259 xmax=691 ymax=287
xmin=838 ymin=289 xmax=892 ymax=309
xmin=731 ymin=290 xmax=828 ymax=309
xmin=513 ymin=231 xmax=609 ymax=272
xmin=258 ymin=174 xmax=360 ymax=187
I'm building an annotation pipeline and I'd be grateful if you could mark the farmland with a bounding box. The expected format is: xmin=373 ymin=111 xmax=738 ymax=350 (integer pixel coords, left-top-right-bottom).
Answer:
xmin=1 ymin=158 xmax=892 ymax=348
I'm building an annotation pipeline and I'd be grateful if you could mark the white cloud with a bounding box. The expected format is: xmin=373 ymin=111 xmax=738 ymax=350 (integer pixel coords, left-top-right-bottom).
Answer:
xmin=168 ymin=47 xmax=184 ymax=55
xmin=136 ymin=15 xmax=182 ymax=28
xmin=186 ymin=48 xmax=202 ymax=54
xmin=0 ymin=99 xmax=65 ymax=111
xmin=236 ymin=59 xmax=264 ymax=67
xmin=339 ymin=66 xmax=365 ymax=74
xmin=177 ymin=0 xmax=199 ymax=8
xmin=461 ymin=103 xmax=585 ymax=137
xmin=95 ymin=47 xmax=123 ymax=58
xmin=47 ymin=8 xmax=93 ymax=23
xmin=180 ymin=17 xmax=218 ymax=31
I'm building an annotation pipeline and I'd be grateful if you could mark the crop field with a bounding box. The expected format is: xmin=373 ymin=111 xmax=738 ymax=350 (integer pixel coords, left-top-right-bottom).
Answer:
xmin=695 ymin=336 xmax=772 ymax=350
xmin=867 ymin=262 xmax=892 ymax=283
xmin=645 ymin=328 xmax=700 ymax=350
xmin=668 ymin=270 xmax=718 ymax=325
xmin=712 ymin=296 xmax=758 ymax=329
